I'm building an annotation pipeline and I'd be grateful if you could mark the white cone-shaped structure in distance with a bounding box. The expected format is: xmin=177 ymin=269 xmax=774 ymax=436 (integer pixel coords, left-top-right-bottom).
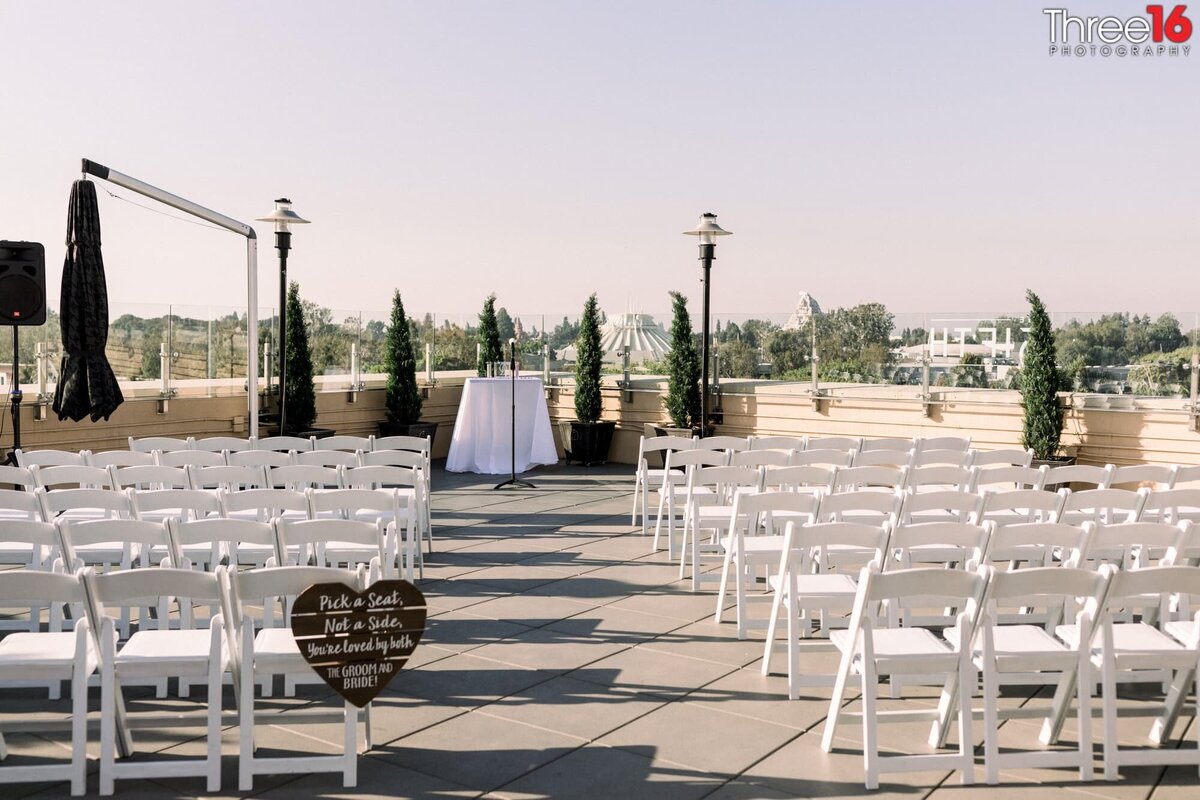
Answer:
xmin=561 ymin=311 xmax=671 ymax=363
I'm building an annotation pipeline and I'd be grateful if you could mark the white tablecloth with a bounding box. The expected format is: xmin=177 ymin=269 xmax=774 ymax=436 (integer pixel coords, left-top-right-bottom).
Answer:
xmin=446 ymin=377 xmax=559 ymax=474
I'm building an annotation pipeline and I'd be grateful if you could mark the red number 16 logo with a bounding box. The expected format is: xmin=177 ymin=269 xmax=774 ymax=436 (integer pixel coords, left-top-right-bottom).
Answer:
xmin=1146 ymin=4 xmax=1193 ymax=42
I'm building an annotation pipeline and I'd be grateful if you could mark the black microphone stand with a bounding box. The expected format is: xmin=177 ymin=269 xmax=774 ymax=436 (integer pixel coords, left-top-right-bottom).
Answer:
xmin=494 ymin=340 xmax=534 ymax=490
xmin=4 ymin=326 xmax=21 ymax=467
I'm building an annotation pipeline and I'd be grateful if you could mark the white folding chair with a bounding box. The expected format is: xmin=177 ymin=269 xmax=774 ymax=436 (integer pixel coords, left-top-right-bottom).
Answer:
xmin=343 ymin=464 xmax=430 ymax=560
xmin=761 ymin=465 xmax=836 ymax=495
xmin=791 ymin=448 xmax=854 ymax=467
xmin=961 ymin=565 xmax=1113 ymax=784
xmin=1045 ymin=463 xmax=1114 ymax=490
xmin=679 ymin=465 xmax=761 ymax=590
xmin=1060 ymin=565 xmax=1200 ymax=780
xmin=276 ymin=517 xmax=387 ymax=575
xmin=0 ymin=464 xmax=35 ymax=492
xmin=31 ymin=464 xmax=114 ymax=490
xmin=191 ymin=436 xmax=255 ymax=453
xmin=979 ymin=488 xmax=1067 ymax=535
xmin=359 ymin=450 xmax=430 ymax=545
xmin=307 ymin=488 xmax=416 ymax=580
xmin=631 ymin=434 xmax=696 ymax=534
xmin=317 ymin=435 xmax=373 ymax=452
xmin=1139 ymin=488 xmax=1200 ymax=531
xmin=762 ymin=520 xmax=891 ymax=697
xmin=821 ymin=564 xmax=989 ymax=790
xmin=38 ymin=485 xmax=132 ymax=526
xmin=806 ymin=436 xmax=862 ymax=453
xmin=129 ymin=436 xmax=190 ymax=453
xmin=971 ymin=447 xmax=1034 ymax=468
xmin=167 ymin=516 xmax=282 ymax=572
xmin=267 ymin=464 xmax=343 ymax=492
xmin=221 ymin=564 xmax=368 ymax=791
xmin=0 ymin=569 xmax=96 ymax=796
xmin=0 ymin=520 xmax=59 ymax=634
xmin=108 ymin=464 xmax=190 ymax=491
xmin=695 ymin=435 xmax=750 ymax=453
xmin=15 ymin=448 xmax=89 ymax=468
xmin=86 ymin=450 xmax=154 ymax=469
xmin=652 ymin=448 xmax=728 ymax=558
xmin=372 ymin=435 xmax=432 ymax=487
xmin=130 ymin=488 xmax=225 ymax=568
xmin=851 ymin=449 xmax=914 ymax=468
xmin=918 ymin=436 xmax=971 ymax=453
xmin=1111 ymin=463 xmax=1178 ymax=491
xmin=256 ymin=435 xmax=313 ymax=453
xmin=730 ymin=449 xmax=791 ymax=468
xmin=84 ymin=567 xmax=229 ymax=795
xmin=905 ymin=466 xmax=976 ymax=493
xmin=751 ymin=435 xmax=805 ymax=451
xmin=1059 ymin=487 xmax=1146 ymax=527
xmin=974 ymin=464 xmax=1048 ymax=491
xmin=187 ymin=464 xmax=265 ymax=494
xmin=898 ymin=489 xmax=983 ymax=528
xmin=815 ymin=490 xmax=902 ymax=528
xmin=911 ymin=449 xmax=972 ymax=467
xmin=1176 ymin=465 xmax=1200 ymax=487
xmin=714 ymin=490 xmax=821 ymax=638
xmin=833 ymin=466 xmax=906 ymax=493
xmin=219 ymin=488 xmax=309 ymax=526
xmin=295 ymin=449 xmax=359 ymax=468
xmin=158 ymin=449 xmax=225 ymax=468
xmin=982 ymin=521 xmax=1093 ymax=575
xmin=228 ymin=449 xmax=294 ymax=469
xmin=861 ymin=437 xmax=917 ymax=453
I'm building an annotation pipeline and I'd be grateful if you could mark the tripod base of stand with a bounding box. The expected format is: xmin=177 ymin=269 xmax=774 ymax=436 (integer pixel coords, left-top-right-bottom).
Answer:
xmin=494 ymin=476 xmax=535 ymax=490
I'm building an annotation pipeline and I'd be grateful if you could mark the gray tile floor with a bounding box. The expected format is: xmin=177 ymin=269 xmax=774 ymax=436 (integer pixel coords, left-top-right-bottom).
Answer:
xmin=2 ymin=464 xmax=1197 ymax=798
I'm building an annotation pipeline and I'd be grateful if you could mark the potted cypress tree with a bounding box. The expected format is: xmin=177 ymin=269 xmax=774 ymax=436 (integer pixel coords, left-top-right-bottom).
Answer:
xmin=476 ymin=294 xmax=503 ymax=376
xmin=662 ymin=291 xmax=701 ymax=436
xmin=282 ymin=281 xmax=332 ymax=437
xmin=562 ymin=294 xmax=615 ymax=465
xmin=1021 ymin=289 xmax=1072 ymax=468
xmin=379 ymin=290 xmax=437 ymax=441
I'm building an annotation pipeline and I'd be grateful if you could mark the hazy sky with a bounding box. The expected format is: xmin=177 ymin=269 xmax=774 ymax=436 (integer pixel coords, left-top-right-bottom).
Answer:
xmin=2 ymin=1 xmax=1195 ymax=323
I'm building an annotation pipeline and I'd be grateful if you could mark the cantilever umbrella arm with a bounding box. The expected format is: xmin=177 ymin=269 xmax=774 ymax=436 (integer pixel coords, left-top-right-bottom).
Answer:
xmin=80 ymin=158 xmax=261 ymax=437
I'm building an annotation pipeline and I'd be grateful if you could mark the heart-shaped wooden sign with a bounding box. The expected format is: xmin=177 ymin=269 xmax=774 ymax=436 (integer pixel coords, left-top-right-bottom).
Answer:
xmin=292 ymin=580 xmax=427 ymax=707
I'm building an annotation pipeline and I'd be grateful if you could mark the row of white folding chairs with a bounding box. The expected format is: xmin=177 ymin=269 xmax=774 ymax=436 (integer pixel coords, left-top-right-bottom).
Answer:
xmin=1 ymin=459 xmax=432 ymax=558
xmin=660 ymin=460 xmax=1200 ymax=558
xmin=0 ymin=561 xmax=386 ymax=795
xmin=123 ymin=433 xmax=430 ymax=455
xmin=0 ymin=488 xmax=418 ymax=593
xmin=791 ymin=555 xmax=1200 ymax=788
xmin=12 ymin=445 xmax=427 ymax=473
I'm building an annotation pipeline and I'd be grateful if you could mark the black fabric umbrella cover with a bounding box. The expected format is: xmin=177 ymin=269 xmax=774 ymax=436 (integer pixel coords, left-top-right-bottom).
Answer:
xmin=52 ymin=179 xmax=124 ymax=422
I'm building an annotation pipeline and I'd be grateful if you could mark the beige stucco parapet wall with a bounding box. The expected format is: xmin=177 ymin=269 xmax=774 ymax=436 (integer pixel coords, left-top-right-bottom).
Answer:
xmin=9 ymin=374 xmax=1200 ymax=468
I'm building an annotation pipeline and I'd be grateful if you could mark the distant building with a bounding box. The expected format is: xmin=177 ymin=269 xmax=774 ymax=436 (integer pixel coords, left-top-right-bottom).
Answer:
xmin=782 ymin=292 xmax=822 ymax=331
xmin=560 ymin=311 xmax=671 ymax=364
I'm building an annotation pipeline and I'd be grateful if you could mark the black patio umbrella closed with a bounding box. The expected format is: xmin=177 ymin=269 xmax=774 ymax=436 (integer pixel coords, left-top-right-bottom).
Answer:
xmin=52 ymin=179 xmax=124 ymax=422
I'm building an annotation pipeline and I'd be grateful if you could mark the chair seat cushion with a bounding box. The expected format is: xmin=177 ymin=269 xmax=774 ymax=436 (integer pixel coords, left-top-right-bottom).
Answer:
xmin=253 ymin=627 xmax=304 ymax=668
xmin=0 ymin=631 xmax=98 ymax=674
xmin=831 ymin=627 xmax=954 ymax=673
xmin=117 ymin=629 xmax=225 ymax=677
xmin=1165 ymin=620 xmax=1200 ymax=647
xmin=1058 ymin=621 xmax=1191 ymax=670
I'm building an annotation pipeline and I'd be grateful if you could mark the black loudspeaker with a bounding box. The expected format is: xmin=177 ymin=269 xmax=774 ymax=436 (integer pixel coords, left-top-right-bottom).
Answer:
xmin=0 ymin=241 xmax=47 ymax=326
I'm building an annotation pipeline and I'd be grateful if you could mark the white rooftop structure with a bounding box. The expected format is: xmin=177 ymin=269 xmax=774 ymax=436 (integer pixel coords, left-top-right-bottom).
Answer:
xmin=561 ymin=311 xmax=671 ymax=363
xmin=782 ymin=292 xmax=822 ymax=331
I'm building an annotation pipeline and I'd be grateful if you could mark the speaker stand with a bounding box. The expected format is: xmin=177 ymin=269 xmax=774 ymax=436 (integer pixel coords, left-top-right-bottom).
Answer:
xmin=4 ymin=326 xmax=22 ymax=467
xmin=494 ymin=355 xmax=533 ymax=491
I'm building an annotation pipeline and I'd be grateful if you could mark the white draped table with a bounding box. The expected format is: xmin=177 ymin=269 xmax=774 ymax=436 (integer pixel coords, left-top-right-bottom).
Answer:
xmin=446 ymin=377 xmax=559 ymax=474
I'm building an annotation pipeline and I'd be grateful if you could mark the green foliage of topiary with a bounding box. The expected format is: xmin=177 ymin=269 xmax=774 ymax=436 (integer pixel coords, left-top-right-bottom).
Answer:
xmin=284 ymin=281 xmax=317 ymax=432
xmin=574 ymin=294 xmax=603 ymax=423
xmin=664 ymin=291 xmax=701 ymax=429
xmin=476 ymin=294 xmax=502 ymax=377
xmin=1020 ymin=290 xmax=1063 ymax=460
xmin=384 ymin=290 xmax=422 ymax=425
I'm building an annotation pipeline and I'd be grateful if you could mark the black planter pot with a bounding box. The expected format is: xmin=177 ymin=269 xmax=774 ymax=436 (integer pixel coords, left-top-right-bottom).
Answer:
xmin=284 ymin=427 xmax=336 ymax=440
xmin=378 ymin=421 xmax=439 ymax=442
xmin=564 ymin=421 xmax=616 ymax=466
